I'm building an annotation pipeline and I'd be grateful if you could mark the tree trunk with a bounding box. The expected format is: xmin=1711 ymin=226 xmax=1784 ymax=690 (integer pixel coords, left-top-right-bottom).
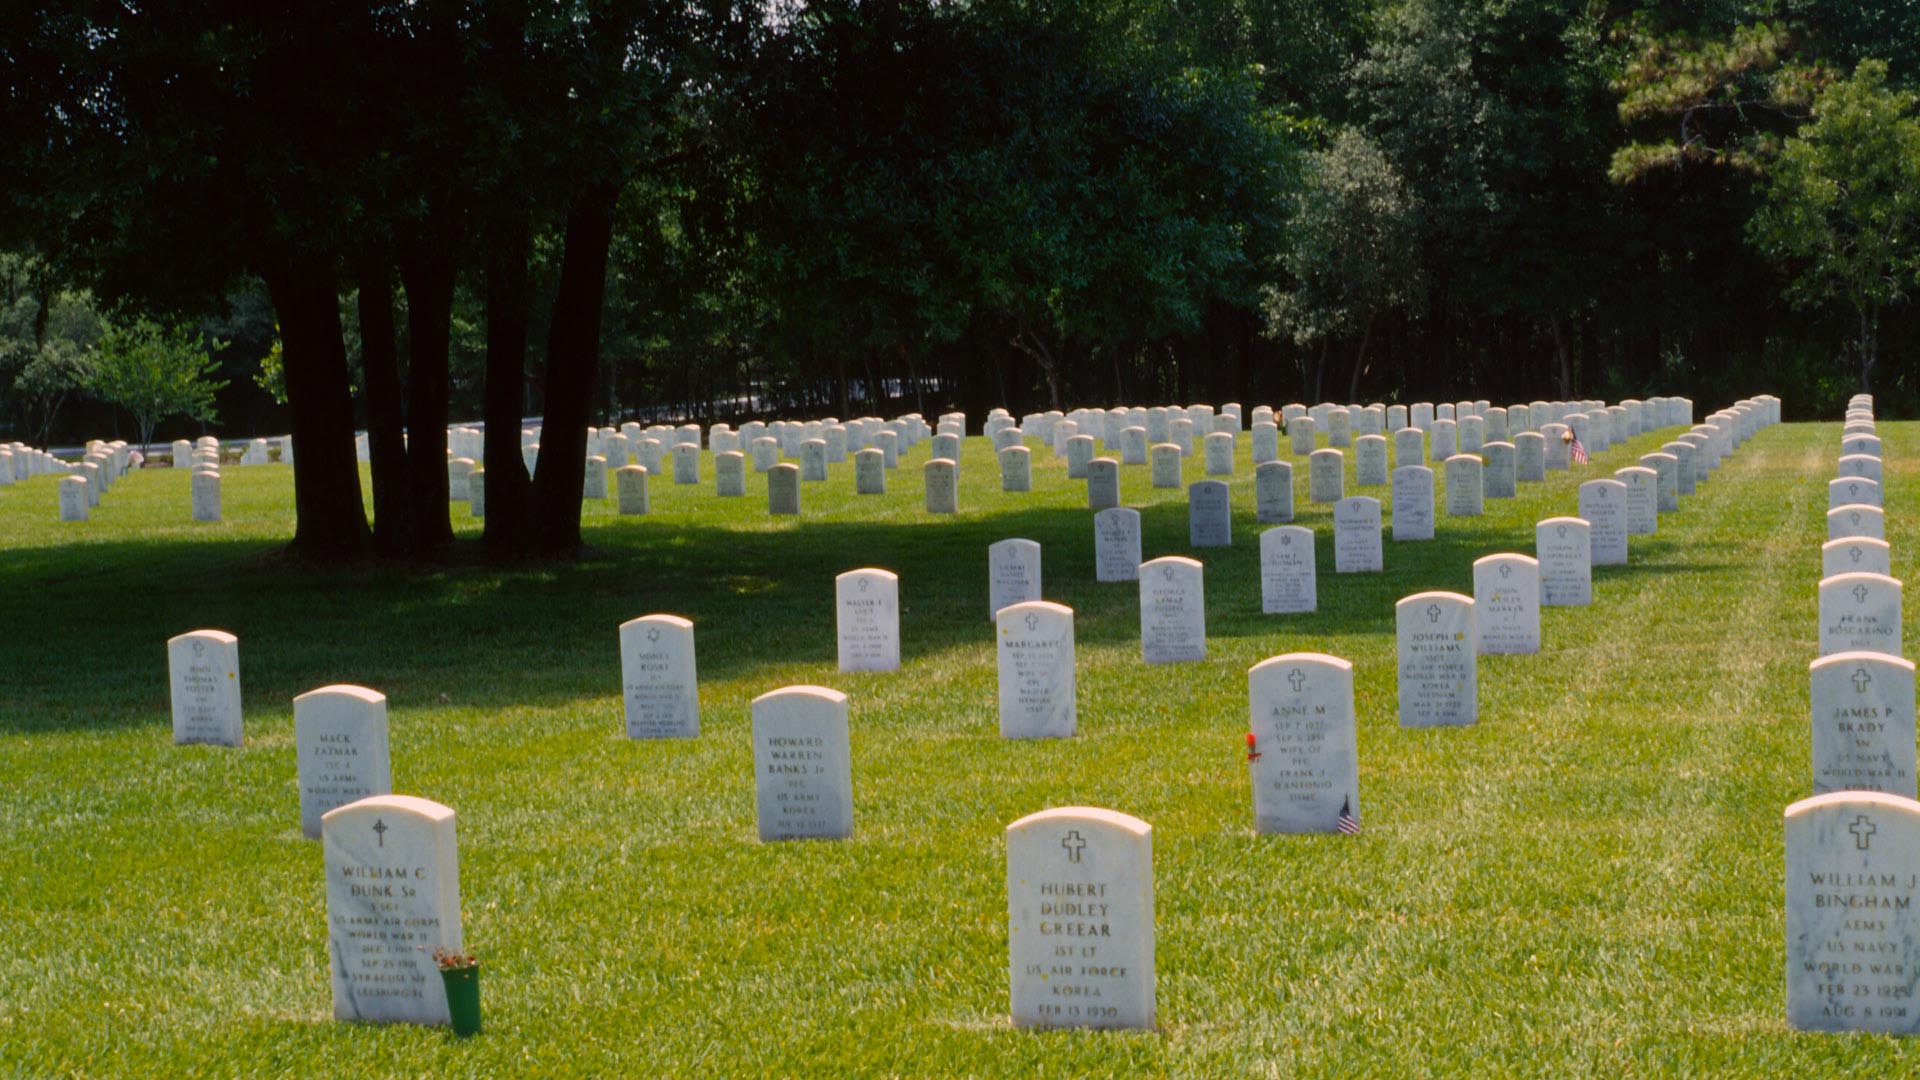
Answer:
xmin=398 ymin=213 xmax=459 ymax=553
xmin=531 ymin=180 xmax=618 ymax=554
xmin=1347 ymin=316 xmax=1374 ymax=402
xmin=355 ymin=253 xmax=413 ymax=556
xmin=261 ymin=257 xmax=370 ymax=561
xmin=484 ymin=206 xmax=535 ymax=556
xmin=1550 ymin=315 xmax=1573 ymax=398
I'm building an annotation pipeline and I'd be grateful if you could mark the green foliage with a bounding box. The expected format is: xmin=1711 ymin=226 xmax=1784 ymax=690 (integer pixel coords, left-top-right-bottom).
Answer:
xmin=87 ymin=318 xmax=229 ymax=448
xmin=254 ymin=335 xmax=286 ymax=406
xmin=1749 ymin=60 xmax=1920 ymax=386
xmin=1265 ymin=126 xmax=1422 ymax=347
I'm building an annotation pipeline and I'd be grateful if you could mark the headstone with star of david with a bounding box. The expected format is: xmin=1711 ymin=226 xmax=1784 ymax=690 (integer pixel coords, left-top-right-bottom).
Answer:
xmin=1396 ymin=591 xmax=1477 ymax=727
xmin=1248 ymin=653 xmax=1358 ymax=833
xmin=1472 ymin=554 xmax=1541 ymax=655
xmin=1785 ymin=790 xmax=1920 ymax=1032
xmin=1259 ymin=525 xmax=1317 ymax=615
xmin=1823 ymin=538 xmax=1893 ymax=580
xmin=618 ymin=614 xmax=699 ymax=739
xmin=834 ymin=568 xmax=900 ymax=672
xmin=1818 ymin=572 xmax=1903 ymax=658
xmin=1138 ymin=556 xmax=1206 ymax=664
xmin=322 ymin=794 xmax=462 ymax=1025
xmin=996 ymin=601 xmax=1076 ymax=739
xmin=167 ymin=630 xmax=243 ymax=747
xmin=1005 ymin=806 xmax=1155 ymax=1030
xmin=296 ymin=684 xmax=394 ymax=838
xmin=1809 ymin=652 xmax=1916 ymax=798
xmin=751 ymin=685 xmax=853 ymax=841
xmin=1333 ymin=496 xmax=1384 ymax=573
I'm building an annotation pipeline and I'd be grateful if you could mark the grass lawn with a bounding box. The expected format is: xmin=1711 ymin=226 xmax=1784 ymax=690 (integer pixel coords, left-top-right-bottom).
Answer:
xmin=0 ymin=417 xmax=1912 ymax=1076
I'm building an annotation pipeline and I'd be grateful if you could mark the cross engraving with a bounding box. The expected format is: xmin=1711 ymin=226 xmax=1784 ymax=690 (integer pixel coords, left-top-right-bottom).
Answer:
xmin=1850 ymin=815 xmax=1877 ymax=850
xmin=1061 ymin=830 xmax=1086 ymax=863
xmin=1853 ymin=584 xmax=1871 ymax=604
xmin=1498 ymin=563 xmax=1512 ymax=580
xmin=1024 ymin=612 xmax=1040 ymax=631
xmin=372 ymin=819 xmax=388 ymax=848
xmin=1426 ymin=603 xmax=1442 ymax=623
xmin=1854 ymin=668 xmax=1874 ymax=694
xmin=1287 ymin=668 xmax=1306 ymax=693
xmin=1850 ymin=547 xmax=1863 ymax=564
xmin=1556 ymin=524 xmax=1567 ymax=539
xmin=1163 ymin=565 xmax=1175 ymax=581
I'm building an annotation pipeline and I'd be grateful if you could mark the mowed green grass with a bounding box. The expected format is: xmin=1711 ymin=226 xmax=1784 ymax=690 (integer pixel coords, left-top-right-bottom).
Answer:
xmin=0 ymin=417 xmax=1910 ymax=1077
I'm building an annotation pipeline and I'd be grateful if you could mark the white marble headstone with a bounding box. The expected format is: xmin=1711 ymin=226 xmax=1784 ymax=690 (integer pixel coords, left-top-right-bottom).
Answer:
xmin=1188 ymin=480 xmax=1231 ymax=548
xmin=1579 ymin=480 xmax=1629 ymax=566
xmin=1396 ymin=591 xmax=1476 ymax=727
xmin=1248 ymin=653 xmax=1358 ymax=834
xmin=988 ymin=539 xmax=1043 ymax=620
xmin=1259 ymin=525 xmax=1316 ymax=615
xmin=1255 ymin=461 xmax=1293 ymax=523
xmin=323 ymin=794 xmax=461 ymax=1025
xmin=1823 ymin=538 xmax=1892 ymax=579
xmin=1006 ymin=806 xmax=1154 ymax=1030
xmin=752 ymin=685 xmax=854 ymax=841
xmin=836 ymin=568 xmax=900 ymax=671
xmin=1139 ymin=556 xmax=1205 ymax=664
xmin=168 ymin=630 xmax=243 ymax=747
xmin=1818 ymin=572 xmax=1903 ymax=658
xmin=297 ymin=685 xmax=394 ymax=838
xmin=1785 ymin=791 xmax=1920 ymax=1032
xmin=1094 ymin=507 xmax=1143 ymax=583
xmin=997 ymin=602 xmax=1076 ymax=740
xmin=1472 ymin=554 xmax=1541 ymax=655
xmin=619 ymin=614 xmax=699 ymax=738
xmin=1536 ymin=517 xmax=1592 ymax=606
xmin=1810 ymin=652 xmax=1916 ymax=797
xmin=1391 ymin=465 xmax=1434 ymax=542
xmin=1333 ymin=496 xmax=1383 ymax=573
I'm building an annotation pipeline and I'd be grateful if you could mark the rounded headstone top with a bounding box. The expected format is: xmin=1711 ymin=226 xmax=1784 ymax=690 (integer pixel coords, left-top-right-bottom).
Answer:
xmin=294 ymin=684 xmax=386 ymax=706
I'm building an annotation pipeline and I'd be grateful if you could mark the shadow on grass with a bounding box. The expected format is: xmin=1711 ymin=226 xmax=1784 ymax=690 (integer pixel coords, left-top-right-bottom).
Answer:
xmin=0 ymin=494 xmax=1738 ymax=735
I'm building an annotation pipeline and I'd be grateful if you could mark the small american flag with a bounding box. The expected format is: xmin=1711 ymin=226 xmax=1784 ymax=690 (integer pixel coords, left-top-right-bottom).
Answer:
xmin=1336 ymin=796 xmax=1360 ymax=834
xmin=1568 ymin=434 xmax=1589 ymax=465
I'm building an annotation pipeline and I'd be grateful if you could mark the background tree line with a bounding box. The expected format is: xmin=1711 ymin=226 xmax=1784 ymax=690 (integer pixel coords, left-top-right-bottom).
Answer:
xmin=3 ymin=0 xmax=1917 ymax=561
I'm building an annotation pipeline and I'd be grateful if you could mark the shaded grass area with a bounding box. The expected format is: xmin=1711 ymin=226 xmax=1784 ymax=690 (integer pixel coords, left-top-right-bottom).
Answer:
xmin=0 ymin=421 xmax=1911 ymax=1076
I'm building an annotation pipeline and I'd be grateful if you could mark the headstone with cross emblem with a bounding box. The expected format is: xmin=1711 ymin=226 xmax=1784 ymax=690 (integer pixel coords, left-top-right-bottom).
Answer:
xmin=1615 ymin=466 xmax=1658 ymax=535
xmin=1354 ymin=433 xmax=1388 ymax=486
xmin=1444 ymin=454 xmax=1484 ymax=517
xmin=1535 ymin=516 xmax=1592 ymax=607
xmin=997 ymin=601 xmax=1076 ymax=739
xmin=1005 ymin=806 xmax=1154 ymax=1030
xmin=1810 ymin=652 xmax=1916 ymax=797
xmin=1308 ymin=448 xmax=1345 ymax=504
xmin=853 ymin=448 xmax=885 ymax=495
xmin=1248 ymin=653 xmax=1358 ymax=833
xmin=167 ymin=629 xmax=243 ymax=747
xmin=768 ymin=462 xmax=801 ymax=516
xmin=1333 ymin=496 xmax=1384 ymax=573
xmin=1839 ymin=454 xmax=1884 ymax=486
xmin=999 ymin=445 xmax=1031 ymax=493
xmin=1818 ymin=573 xmax=1903 ymax=658
xmin=1830 ymin=476 xmax=1883 ymax=511
xmin=1483 ymin=441 xmax=1516 ymax=498
xmin=1391 ymin=465 xmax=1434 ymax=542
xmin=322 ymin=794 xmax=463 ymax=1025
xmin=1150 ymin=442 xmax=1183 ymax=489
xmin=296 ymin=685 xmax=394 ymax=837
xmin=751 ymin=685 xmax=854 ymax=841
xmin=1396 ymin=591 xmax=1477 ymax=727
xmin=1187 ymin=480 xmax=1232 ymax=548
xmin=1138 ymin=556 xmax=1206 ymax=664
xmin=1828 ymin=503 xmax=1885 ymax=542
xmin=1254 ymin=461 xmax=1294 ymax=523
xmin=618 ymin=614 xmax=699 ymax=739
xmin=1430 ymin=417 xmax=1457 ymax=462
xmin=836 ymin=568 xmax=900 ymax=672
xmin=1202 ymin=431 xmax=1234 ymax=476
xmin=1662 ymin=439 xmax=1698 ymax=495
xmin=1393 ymin=427 xmax=1424 ymax=472
xmin=988 ymin=539 xmax=1043 ymax=621
xmin=1289 ymin=415 xmax=1317 ymax=456
xmin=1785 ymin=791 xmax=1920 ymax=1032
xmin=1094 ymin=507 xmax=1142 ymax=583
xmin=1823 ymin=538 xmax=1893 ymax=580
xmin=1086 ymin=457 xmax=1121 ymax=511
xmin=1579 ymin=480 xmax=1630 ymax=566
xmin=1641 ymin=452 xmax=1680 ymax=512
xmin=1472 ymin=554 xmax=1541 ymax=655
xmin=1252 ymin=421 xmax=1280 ymax=465
xmin=1259 ymin=525 xmax=1317 ymax=615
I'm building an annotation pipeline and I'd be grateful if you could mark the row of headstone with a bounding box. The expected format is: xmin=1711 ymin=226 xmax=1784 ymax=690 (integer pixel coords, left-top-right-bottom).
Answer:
xmin=1787 ymin=391 xmax=1920 ymax=1033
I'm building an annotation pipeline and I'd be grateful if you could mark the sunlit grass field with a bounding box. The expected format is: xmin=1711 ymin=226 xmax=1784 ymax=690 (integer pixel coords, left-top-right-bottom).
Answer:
xmin=0 ymin=417 xmax=1909 ymax=1076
